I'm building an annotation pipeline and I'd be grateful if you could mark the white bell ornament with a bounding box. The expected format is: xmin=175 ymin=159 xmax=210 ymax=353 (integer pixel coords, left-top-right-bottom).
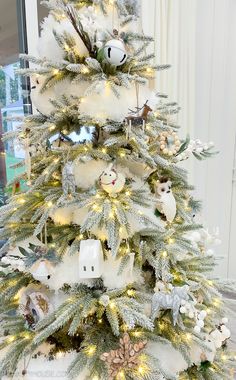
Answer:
xmin=104 ymin=39 xmax=127 ymax=66
xmin=30 ymin=259 xmax=55 ymax=282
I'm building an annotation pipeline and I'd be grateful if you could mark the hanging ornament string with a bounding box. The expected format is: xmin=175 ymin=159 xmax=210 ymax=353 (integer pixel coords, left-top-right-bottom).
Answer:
xmin=44 ymin=222 xmax=48 ymax=248
xmin=135 ymin=81 xmax=140 ymax=112
xmin=112 ymin=2 xmax=115 ymax=30
xmin=24 ymin=132 xmax=31 ymax=185
xmin=22 ymin=353 xmax=32 ymax=377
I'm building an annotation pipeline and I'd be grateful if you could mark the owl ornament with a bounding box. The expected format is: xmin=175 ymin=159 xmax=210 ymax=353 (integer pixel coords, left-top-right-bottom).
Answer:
xmin=99 ymin=164 xmax=125 ymax=195
xmin=155 ymin=178 xmax=176 ymax=222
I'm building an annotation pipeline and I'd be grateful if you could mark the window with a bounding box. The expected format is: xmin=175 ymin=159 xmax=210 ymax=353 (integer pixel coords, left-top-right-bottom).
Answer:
xmin=0 ymin=0 xmax=30 ymax=190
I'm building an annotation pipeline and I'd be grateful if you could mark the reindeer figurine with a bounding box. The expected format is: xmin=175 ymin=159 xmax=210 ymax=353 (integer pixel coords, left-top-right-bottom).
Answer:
xmin=125 ymin=101 xmax=153 ymax=139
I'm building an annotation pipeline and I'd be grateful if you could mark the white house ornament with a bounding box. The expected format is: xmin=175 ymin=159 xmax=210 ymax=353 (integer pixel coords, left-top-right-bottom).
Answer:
xmin=155 ymin=179 xmax=177 ymax=222
xmin=79 ymin=239 xmax=104 ymax=279
xmin=104 ymin=39 xmax=127 ymax=67
xmin=99 ymin=164 xmax=126 ymax=195
xmin=151 ymin=284 xmax=189 ymax=325
xmin=158 ymin=130 xmax=181 ymax=157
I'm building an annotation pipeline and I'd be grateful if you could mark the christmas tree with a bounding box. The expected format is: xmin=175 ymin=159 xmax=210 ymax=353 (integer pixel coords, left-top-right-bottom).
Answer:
xmin=0 ymin=1 xmax=235 ymax=379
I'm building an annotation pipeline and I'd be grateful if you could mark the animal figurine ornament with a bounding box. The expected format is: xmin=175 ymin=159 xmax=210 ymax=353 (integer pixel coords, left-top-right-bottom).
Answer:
xmin=62 ymin=161 xmax=76 ymax=197
xmin=99 ymin=164 xmax=126 ymax=195
xmin=125 ymin=101 xmax=153 ymax=139
xmin=151 ymin=284 xmax=190 ymax=325
xmin=155 ymin=178 xmax=177 ymax=223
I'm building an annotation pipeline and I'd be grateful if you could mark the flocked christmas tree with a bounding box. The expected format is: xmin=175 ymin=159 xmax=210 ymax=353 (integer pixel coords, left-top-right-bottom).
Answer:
xmin=0 ymin=0 xmax=235 ymax=379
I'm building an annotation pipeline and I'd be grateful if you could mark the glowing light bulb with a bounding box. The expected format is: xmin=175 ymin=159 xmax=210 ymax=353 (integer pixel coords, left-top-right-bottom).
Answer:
xmin=53 ymin=69 xmax=59 ymax=75
xmin=82 ymin=67 xmax=89 ymax=74
xmin=162 ymin=251 xmax=168 ymax=258
xmin=109 ymin=301 xmax=116 ymax=310
xmin=8 ymin=336 xmax=15 ymax=343
xmin=127 ymin=289 xmax=135 ymax=297
xmin=86 ymin=345 xmax=96 ymax=356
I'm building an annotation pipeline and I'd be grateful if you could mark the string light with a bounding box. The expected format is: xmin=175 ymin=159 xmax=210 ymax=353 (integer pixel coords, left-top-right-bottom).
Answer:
xmin=47 ymin=201 xmax=53 ymax=208
xmin=82 ymin=67 xmax=89 ymax=74
xmin=125 ymin=190 xmax=131 ymax=196
xmin=92 ymin=376 xmax=99 ymax=380
xmin=56 ymin=351 xmax=64 ymax=358
xmin=18 ymin=198 xmax=26 ymax=204
xmin=185 ymin=333 xmax=192 ymax=342
xmin=132 ymin=331 xmax=142 ymax=338
xmin=101 ymin=148 xmax=107 ymax=154
xmin=8 ymin=336 xmax=15 ymax=343
xmin=127 ymin=289 xmax=136 ymax=297
xmin=119 ymin=152 xmax=126 ymax=158
xmin=168 ymin=237 xmax=175 ymax=244
xmin=161 ymin=251 xmax=168 ymax=258
xmin=24 ymin=333 xmax=31 ymax=340
xmin=117 ymin=371 xmax=125 ymax=380
xmin=213 ymin=298 xmax=221 ymax=307
xmin=109 ymin=301 xmax=116 ymax=310
xmin=138 ymin=365 xmax=146 ymax=375
xmin=64 ymin=44 xmax=70 ymax=51
xmin=53 ymin=69 xmax=59 ymax=75
xmin=98 ymin=319 xmax=103 ymax=324
xmin=86 ymin=345 xmax=97 ymax=356
xmin=79 ymin=234 xmax=83 ymax=239
xmin=49 ymin=125 xmax=56 ymax=131
xmin=221 ymin=354 xmax=227 ymax=362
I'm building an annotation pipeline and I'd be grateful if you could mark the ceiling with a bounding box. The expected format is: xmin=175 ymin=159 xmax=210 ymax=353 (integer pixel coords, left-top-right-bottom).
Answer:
xmin=0 ymin=0 xmax=48 ymax=67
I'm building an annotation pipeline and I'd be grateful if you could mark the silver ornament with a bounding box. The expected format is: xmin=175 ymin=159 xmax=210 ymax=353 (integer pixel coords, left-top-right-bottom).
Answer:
xmin=62 ymin=161 xmax=76 ymax=196
xmin=151 ymin=285 xmax=189 ymax=325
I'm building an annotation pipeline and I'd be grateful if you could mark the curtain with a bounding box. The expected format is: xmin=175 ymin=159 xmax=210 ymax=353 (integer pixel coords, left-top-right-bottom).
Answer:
xmin=141 ymin=0 xmax=236 ymax=279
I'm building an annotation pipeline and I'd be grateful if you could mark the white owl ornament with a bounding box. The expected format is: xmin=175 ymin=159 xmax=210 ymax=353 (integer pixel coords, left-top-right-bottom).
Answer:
xmin=99 ymin=164 xmax=125 ymax=195
xmin=155 ymin=179 xmax=177 ymax=222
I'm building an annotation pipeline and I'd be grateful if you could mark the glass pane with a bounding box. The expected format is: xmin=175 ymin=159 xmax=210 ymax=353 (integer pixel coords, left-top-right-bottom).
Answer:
xmin=0 ymin=0 xmax=27 ymax=196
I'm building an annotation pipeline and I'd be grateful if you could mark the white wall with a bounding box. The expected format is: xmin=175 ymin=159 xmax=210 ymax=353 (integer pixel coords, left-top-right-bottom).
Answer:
xmin=142 ymin=0 xmax=236 ymax=278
